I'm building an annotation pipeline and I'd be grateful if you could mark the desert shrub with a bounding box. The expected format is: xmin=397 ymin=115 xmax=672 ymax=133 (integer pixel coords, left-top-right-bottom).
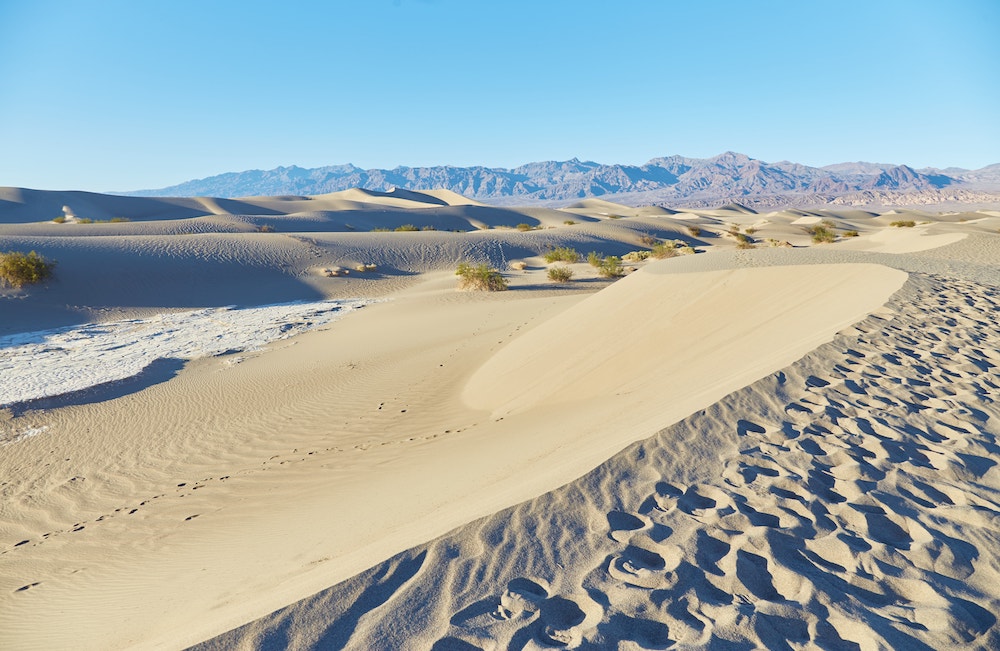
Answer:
xmin=687 ymin=225 xmax=701 ymax=237
xmin=598 ymin=256 xmax=625 ymax=278
xmin=821 ymin=219 xmax=836 ymax=228
xmin=623 ymin=250 xmax=651 ymax=262
xmin=547 ymin=265 xmax=574 ymax=282
xmin=258 ymin=224 xmax=275 ymax=233
xmin=678 ymin=246 xmax=696 ymax=255
xmin=639 ymin=234 xmax=659 ymax=246
xmin=728 ymin=224 xmax=740 ymax=235
xmin=563 ymin=220 xmax=576 ymax=225
xmin=77 ymin=217 xmax=93 ymax=224
xmin=109 ymin=217 xmax=131 ymax=223
xmin=0 ymin=250 xmax=55 ymax=288
xmin=395 ymin=224 xmax=419 ymax=232
xmin=52 ymin=215 xmax=66 ymax=224
xmin=744 ymin=227 xmax=757 ymax=235
xmin=587 ymin=251 xmax=603 ymax=267
xmin=421 ymin=225 xmax=436 ymax=231
xmin=516 ymin=223 xmax=533 ymax=232
xmin=354 ymin=263 xmax=377 ymax=272
xmin=607 ymin=214 xmax=622 ymax=219
xmin=843 ymin=230 xmax=859 ymax=237
xmin=735 ymin=240 xmax=756 ymax=249
xmin=810 ymin=225 xmax=836 ymax=243
xmin=890 ymin=220 xmax=916 ymax=228
xmin=766 ymin=238 xmax=792 ymax=247
xmin=372 ymin=227 xmax=391 ymax=232
xmin=543 ymin=247 xmax=580 ymax=264
xmin=456 ymin=262 xmax=508 ymax=291
xmin=650 ymin=242 xmax=678 ymax=259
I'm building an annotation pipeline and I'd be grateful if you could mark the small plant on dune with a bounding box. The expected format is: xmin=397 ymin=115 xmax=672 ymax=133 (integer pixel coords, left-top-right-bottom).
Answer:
xmin=678 ymin=246 xmax=696 ymax=255
xmin=821 ymin=219 xmax=836 ymax=228
xmin=607 ymin=214 xmax=622 ymax=219
xmin=587 ymin=251 xmax=603 ymax=267
xmin=650 ymin=242 xmax=678 ymax=259
xmin=744 ymin=227 xmax=757 ymax=235
xmin=563 ymin=220 xmax=576 ymax=226
xmin=77 ymin=218 xmax=94 ymax=224
xmin=639 ymin=234 xmax=659 ymax=247
xmin=421 ymin=225 xmax=436 ymax=231
xmin=516 ymin=223 xmax=534 ymax=232
xmin=52 ymin=215 xmax=66 ymax=224
xmin=598 ymin=255 xmax=625 ymax=278
xmin=890 ymin=220 xmax=916 ymax=228
xmin=809 ymin=225 xmax=836 ymax=244
xmin=687 ymin=225 xmax=701 ymax=237
xmin=0 ymin=250 xmax=56 ymax=288
xmin=727 ymin=224 xmax=740 ymax=236
xmin=543 ymin=247 xmax=580 ymax=264
xmin=109 ymin=217 xmax=131 ymax=223
xmin=843 ymin=230 xmax=859 ymax=237
xmin=547 ymin=265 xmax=574 ymax=282
xmin=766 ymin=238 xmax=792 ymax=247
xmin=623 ymin=250 xmax=651 ymax=262
xmin=395 ymin=224 xmax=419 ymax=232
xmin=258 ymin=224 xmax=276 ymax=233
xmin=455 ymin=262 xmax=508 ymax=291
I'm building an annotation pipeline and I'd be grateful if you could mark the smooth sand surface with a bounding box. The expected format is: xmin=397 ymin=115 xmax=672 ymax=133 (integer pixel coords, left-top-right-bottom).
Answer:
xmin=2 ymin=189 xmax=998 ymax=650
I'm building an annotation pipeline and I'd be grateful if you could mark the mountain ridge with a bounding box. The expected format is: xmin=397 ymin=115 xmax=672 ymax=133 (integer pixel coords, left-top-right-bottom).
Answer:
xmin=123 ymin=152 xmax=1000 ymax=206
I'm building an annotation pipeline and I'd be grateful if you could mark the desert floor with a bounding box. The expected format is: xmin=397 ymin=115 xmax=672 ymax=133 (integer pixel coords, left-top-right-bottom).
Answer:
xmin=1 ymin=189 xmax=998 ymax=650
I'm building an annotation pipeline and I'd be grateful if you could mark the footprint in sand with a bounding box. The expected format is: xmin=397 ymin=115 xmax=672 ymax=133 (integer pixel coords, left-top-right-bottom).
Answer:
xmin=494 ymin=577 xmax=548 ymax=620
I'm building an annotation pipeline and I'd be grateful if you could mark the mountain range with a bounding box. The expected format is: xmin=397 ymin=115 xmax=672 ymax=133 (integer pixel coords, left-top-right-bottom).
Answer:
xmin=126 ymin=152 xmax=1000 ymax=207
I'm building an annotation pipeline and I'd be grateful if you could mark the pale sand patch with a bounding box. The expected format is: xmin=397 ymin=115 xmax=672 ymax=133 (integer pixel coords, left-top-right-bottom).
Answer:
xmin=0 ymin=262 xmax=903 ymax=650
xmin=859 ymin=227 xmax=967 ymax=254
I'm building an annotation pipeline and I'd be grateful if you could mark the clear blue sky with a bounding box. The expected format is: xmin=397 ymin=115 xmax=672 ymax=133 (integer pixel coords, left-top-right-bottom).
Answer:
xmin=1 ymin=0 xmax=998 ymax=191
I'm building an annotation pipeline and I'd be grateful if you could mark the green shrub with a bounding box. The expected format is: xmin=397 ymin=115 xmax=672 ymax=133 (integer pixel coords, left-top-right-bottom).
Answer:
xmin=598 ymin=256 xmax=624 ymax=278
xmin=744 ymin=227 xmax=757 ymax=235
xmin=810 ymin=225 xmax=836 ymax=244
xmin=0 ymin=250 xmax=55 ymax=288
xmin=587 ymin=251 xmax=603 ymax=267
xmin=543 ymin=247 xmax=580 ymax=264
xmin=516 ymin=223 xmax=533 ymax=232
xmin=843 ymin=230 xmax=859 ymax=237
xmin=607 ymin=214 xmax=622 ymax=219
xmin=77 ymin=218 xmax=93 ymax=224
xmin=890 ymin=220 xmax=916 ymax=228
xmin=52 ymin=215 xmax=66 ymax=224
xmin=455 ymin=262 xmax=508 ymax=291
xmin=547 ymin=265 xmax=574 ymax=282
xmin=678 ymin=246 xmax=696 ymax=255
xmin=109 ymin=217 xmax=131 ymax=223
xmin=563 ymin=220 xmax=576 ymax=225
xmin=650 ymin=242 xmax=678 ymax=259
xmin=395 ymin=224 xmax=419 ymax=231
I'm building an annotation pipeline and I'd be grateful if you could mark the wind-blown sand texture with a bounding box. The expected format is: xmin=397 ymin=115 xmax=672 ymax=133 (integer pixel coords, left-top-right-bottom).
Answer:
xmin=1 ymin=188 xmax=999 ymax=650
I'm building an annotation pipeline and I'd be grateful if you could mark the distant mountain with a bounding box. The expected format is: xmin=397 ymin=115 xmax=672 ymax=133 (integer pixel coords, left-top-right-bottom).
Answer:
xmin=124 ymin=153 xmax=1000 ymax=206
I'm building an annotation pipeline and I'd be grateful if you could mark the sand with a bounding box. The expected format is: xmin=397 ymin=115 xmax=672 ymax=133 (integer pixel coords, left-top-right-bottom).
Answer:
xmin=1 ymin=189 xmax=998 ymax=650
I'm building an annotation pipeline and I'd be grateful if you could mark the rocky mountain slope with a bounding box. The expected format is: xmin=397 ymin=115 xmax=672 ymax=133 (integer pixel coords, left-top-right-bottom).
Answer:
xmin=125 ymin=152 xmax=1000 ymax=207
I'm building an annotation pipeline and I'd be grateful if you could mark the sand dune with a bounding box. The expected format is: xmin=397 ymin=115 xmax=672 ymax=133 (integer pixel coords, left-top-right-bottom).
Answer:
xmin=1 ymin=188 xmax=999 ymax=650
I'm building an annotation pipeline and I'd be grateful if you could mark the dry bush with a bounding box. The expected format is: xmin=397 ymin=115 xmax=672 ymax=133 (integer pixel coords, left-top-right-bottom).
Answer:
xmin=258 ymin=224 xmax=276 ymax=233
xmin=395 ymin=224 xmax=419 ymax=232
xmin=456 ymin=262 xmax=508 ymax=291
xmin=547 ymin=265 xmax=574 ymax=282
xmin=623 ymin=250 xmax=651 ymax=262
xmin=650 ymin=242 xmax=678 ymax=259
xmin=639 ymin=234 xmax=659 ymax=247
xmin=0 ymin=250 xmax=56 ymax=288
xmin=563 ymin=220 xmax=576 ymax=225
xmin=890 ymin=220 xmax=916 ymax=228
xmin=843 ymin=230 xmax=859 ymax=237
xmin=810 ymin=225 xmax=836 ymax=244
xmin=52 ymin=215 xmax=66 ymax=223
xmin=687 ymin=225 xmax=701 ymax=237
xmin=543 ymin=247 xmax=580 ymax=263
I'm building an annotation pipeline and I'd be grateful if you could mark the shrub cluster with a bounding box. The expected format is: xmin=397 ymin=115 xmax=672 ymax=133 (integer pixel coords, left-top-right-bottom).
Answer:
xmin=890 ymin=220 xmax=916 ymax=228
xmin=650 ymin=242 xmax=678 ymax=259
xmin=543 ymin=247 xmax=580 ymax=264
xmin=809 ymin=225 xmax=836 ymax=244
xmin=455 ymin=262 xmax=508 ymax=291
xmin=547 ymin=265 xmax=573 ymax=282
xmin=0 ymin=250 xmax=56 ymax=288
xmin=597 ymin=255 xmax=625 ymax=278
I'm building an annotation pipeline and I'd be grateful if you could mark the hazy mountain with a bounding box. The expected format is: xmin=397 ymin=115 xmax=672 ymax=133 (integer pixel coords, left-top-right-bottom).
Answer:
xmin=125 ymin=153 xmax=999 ymax=205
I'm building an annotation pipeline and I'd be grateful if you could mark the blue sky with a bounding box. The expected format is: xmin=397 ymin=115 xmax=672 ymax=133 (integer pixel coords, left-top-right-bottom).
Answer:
xmin=1 ymin=0 xmax=997 ymax=191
